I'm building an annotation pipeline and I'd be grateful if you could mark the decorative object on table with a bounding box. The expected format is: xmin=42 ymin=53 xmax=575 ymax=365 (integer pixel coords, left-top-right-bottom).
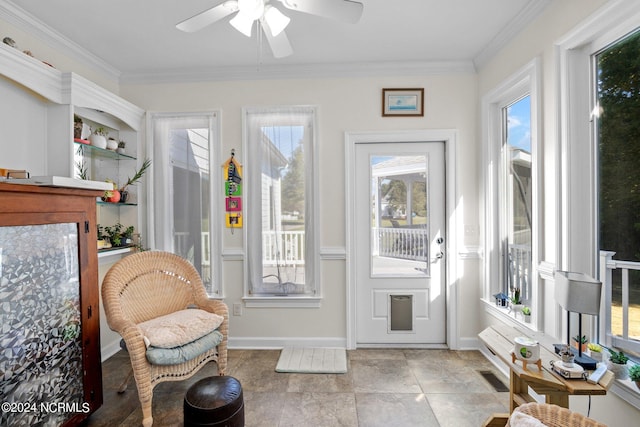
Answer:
xmin=572 ymin=334 xmax=588 ymax=352
xmin=606 ymin=349 xmax=629 ymax=380
xmin=587 ymin=343 xmax=603 ymax=362
xmin=493 ymin=292 xmax=509 ymax=307
xmin=553 ymin=270 xmax=601 ymax=370
xmin=382 ymin=88 xmax=424 ymax=117
xmin=106 ymin=137 xmax=118 ymax=150
xmin=511 ymin=336 xmax=541 ymax=370
xmin=90 ymin=126 xmax=108 ymax=149
xmin=117 ymin=140 xmax=126 ymax=154
xmin=118 ymin=158 xmax=151 ymax=203
xmin=522 ymin=305 xmax=531 ymax=322
xmin=628 ymin=364 xmax=640 ymax=389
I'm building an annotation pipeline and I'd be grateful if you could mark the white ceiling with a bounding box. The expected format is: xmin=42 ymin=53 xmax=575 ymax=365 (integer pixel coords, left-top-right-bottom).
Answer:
xmin=1 ymin=0 xmax=549 ymax=83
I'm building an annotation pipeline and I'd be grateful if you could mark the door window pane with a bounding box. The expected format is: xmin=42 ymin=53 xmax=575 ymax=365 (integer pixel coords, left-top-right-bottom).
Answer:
xmin=371 ymin=155 xmax=428 ymax=277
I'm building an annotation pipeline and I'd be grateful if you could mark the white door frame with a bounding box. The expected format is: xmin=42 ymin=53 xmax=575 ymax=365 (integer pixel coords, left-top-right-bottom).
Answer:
xmin=345 ymin=129 xmax=459 ymax=350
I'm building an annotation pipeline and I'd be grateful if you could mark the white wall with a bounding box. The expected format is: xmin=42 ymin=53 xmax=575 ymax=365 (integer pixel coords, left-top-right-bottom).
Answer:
xmin=119 ymin=73 xmax=480 ymax=348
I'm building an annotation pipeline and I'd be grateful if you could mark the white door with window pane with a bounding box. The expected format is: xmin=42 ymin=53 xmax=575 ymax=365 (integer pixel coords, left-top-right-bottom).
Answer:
xmin=355 ymin=141 xmax=446 ymax=345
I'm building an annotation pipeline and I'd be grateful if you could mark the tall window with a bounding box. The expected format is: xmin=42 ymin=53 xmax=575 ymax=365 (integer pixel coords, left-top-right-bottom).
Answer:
xmin=596 ymin=29 xmax=640 ymax=354
xmin=503 ymin=96 xmax=533 ymax=304
xmin=482 ymin=59 xmax=538 ymax=319
xmin=150 ymin=113 xmax=220 ymax=296
xmin=244 ymin=106 xmax=318 ymax=303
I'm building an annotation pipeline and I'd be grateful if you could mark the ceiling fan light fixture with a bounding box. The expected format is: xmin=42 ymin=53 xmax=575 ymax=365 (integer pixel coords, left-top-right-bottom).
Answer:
xmin=230 ymin=11 xmax=255 ymax=37
xmin=263 ymin=5 xmax=290 ymax=37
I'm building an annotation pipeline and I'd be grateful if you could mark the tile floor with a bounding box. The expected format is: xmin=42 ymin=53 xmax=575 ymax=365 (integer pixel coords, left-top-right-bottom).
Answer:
xmin=83 ymin=349 xmax=510 ymax=426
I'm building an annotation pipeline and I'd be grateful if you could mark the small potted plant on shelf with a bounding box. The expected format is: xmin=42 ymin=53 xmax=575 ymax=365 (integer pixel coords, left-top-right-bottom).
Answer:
xmin=104 ymin=223 xmax=136 ymax=248
xmin=587 ymin=342 xmax=603 ymax=362
xmin=119 ymin=158 xmax=151 ymax=203
xmin=509 ymin=287 xmax=523 ymax=315
xmin=607 ymin=348 xmax=629 ymax=379
xmin=106 ymin=137 xmax=118 ymax=151
xmin=90 ymin=126 xmax=109 ymax=149
xmin=628 ymin=364 xmax=640 ymax=389
xmin=572 ymin=335 xmax=588 ymax=352
xmin=117 ymin=140 xmax=126 ymax=155
xmin=97 ymin=225 xmax=111 ymax=250
xmin=521 ymin=306 xmax=531 ymax=322
xmin=74 ymin=114 xmax=83 ymax=140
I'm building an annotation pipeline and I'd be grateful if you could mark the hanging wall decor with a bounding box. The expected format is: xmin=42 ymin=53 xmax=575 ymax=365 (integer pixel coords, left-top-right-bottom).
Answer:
xmin=223 ymin=149 xmax=242 ymax=230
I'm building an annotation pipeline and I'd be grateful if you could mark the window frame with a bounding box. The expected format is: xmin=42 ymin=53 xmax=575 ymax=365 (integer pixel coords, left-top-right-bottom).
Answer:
xmin=147 ymin=111 xmax=222 ymax=297
xmin=557 ymin=0 xmax=640 ymax=407
xmin=242 ymin=106 xmax=321 ymax=308
xmin=482 ymin=58 xmax=541 ymax=327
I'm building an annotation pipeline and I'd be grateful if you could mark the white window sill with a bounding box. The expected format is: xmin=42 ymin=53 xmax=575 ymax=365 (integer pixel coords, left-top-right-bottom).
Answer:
xmin=482 ymin=298 xmax=538 ymax=332
xmin=243 ymin=296 xmax=321 ymax=308
xmin=611 ymin=377 xmax=640 ymax=409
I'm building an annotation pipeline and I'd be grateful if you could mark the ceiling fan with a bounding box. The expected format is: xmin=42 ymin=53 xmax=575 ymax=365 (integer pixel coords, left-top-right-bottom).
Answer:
xmin=176 ymin=0 xmax=364 ymax=58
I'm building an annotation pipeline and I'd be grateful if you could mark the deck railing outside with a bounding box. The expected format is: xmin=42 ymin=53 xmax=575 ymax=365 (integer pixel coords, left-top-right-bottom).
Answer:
xmin=372 ymin=227 xmax=429 ymax=262
xmin=263 ymin=230 xmax=305 ymax=266
xmin=600 ymin=251 xmax=640 ymax=355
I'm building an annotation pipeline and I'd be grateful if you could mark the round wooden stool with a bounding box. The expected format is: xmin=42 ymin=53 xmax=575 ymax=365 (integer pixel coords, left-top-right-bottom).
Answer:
xmin=184 ymin=376 xmax=244 ymax=427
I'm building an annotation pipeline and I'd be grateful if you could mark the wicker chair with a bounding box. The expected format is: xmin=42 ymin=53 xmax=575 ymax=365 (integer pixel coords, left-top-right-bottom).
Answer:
xmin=506 ymin=403 xmax=607 ymax=427
xmin=102 ymin=251 xmax=228 ymax=427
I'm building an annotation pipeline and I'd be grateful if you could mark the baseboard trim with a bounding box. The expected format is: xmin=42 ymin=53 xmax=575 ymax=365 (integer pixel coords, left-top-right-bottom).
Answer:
xmin=228 ymin=336 xmax=347 ymax=349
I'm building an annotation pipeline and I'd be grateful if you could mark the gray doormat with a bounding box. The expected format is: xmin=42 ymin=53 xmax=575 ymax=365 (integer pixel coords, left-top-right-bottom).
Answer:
xmin=276 ymin=347 xmax=347 ymax=374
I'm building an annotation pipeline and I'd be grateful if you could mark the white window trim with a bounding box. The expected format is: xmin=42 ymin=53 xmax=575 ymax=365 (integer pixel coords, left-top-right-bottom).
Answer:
xmin=481 ymin=58 xmax=542 ymax=328
xmin=241 ymin=106 xmax=321 ymax=308
xmin=146 ymin=111 xmax=223 ymax=297
xmin=556 ymin=0 xmax=640 ymax=409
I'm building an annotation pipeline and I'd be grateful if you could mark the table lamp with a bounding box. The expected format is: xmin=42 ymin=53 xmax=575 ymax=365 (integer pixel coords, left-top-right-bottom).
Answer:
xmin=554 ymin=270 xmax=602 ymax=370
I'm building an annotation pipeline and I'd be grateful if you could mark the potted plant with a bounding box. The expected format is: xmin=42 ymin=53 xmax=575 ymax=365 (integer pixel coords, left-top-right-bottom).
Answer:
xmin=510 ymin=287 xmax=523 ymax=315
xmin=587 ymin=342 xmax=603 ymax=362
xmin=97 ymin=225 xmax=111 ymax=250
xmin=74 ymin=114 xmax=83 ymax=139
xmin=117 ymin=140 xmax=126 ymax=155
xmin=628 ymin=364 xmax=640 ymax=389
xmin=90 ymin=126 xmax=108 ymax=149
xmin=572 ymin=335 xmax=588 ymax=352
xmin=106 ymin=137 xmax=118 ymax=150
xmin=607 ymin=349 xmax=629 ymax=379
xmin=521 ymin=306 xmax=531 ymax=322
xmin=119 ymin=158 xmax=151 ymax=203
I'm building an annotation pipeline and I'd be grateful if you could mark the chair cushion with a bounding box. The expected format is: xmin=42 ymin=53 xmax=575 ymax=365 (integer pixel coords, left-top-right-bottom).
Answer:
xmin=139 ymin=308 xmax=224 ymax=349
xmin=509 ymin=411 xmax=548 ymax=427
xmin=146 ymin=329 xmax=224 ymax=365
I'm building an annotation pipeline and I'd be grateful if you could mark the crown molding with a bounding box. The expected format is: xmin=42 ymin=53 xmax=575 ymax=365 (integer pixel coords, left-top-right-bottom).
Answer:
xmin=473 ymin=0 xmax=551 ymax=69
xmin=119 ymin=60 xmax=476 ymax=84
xmin=0 ymin=0 xmax=121 ymax=83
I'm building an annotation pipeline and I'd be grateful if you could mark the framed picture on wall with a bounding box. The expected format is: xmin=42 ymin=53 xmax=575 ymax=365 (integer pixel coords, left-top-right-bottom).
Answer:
xmin=382 ymin=88 xmax=424 ymax=117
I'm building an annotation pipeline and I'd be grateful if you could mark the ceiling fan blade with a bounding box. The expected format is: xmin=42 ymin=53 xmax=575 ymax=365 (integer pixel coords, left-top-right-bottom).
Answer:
xmin=176 ymin=1 xmax=239 ymax=33
xmin=277 ymin=0 xmax=363 ymax=24
xmin=261 ymin=22 xmax=293 ymax=58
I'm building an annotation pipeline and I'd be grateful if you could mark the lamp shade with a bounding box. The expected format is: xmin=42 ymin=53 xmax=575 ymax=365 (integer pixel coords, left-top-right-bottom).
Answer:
xmin=554 ymin=270 xmax=602 ymax=315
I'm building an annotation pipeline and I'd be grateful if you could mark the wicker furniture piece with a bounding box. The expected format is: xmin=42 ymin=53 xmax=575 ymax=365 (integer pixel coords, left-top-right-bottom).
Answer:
xmin=506 ymin=402 xmax=607 ymax=427
xmin=102 ymin=251 xmax=228 ymax=427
